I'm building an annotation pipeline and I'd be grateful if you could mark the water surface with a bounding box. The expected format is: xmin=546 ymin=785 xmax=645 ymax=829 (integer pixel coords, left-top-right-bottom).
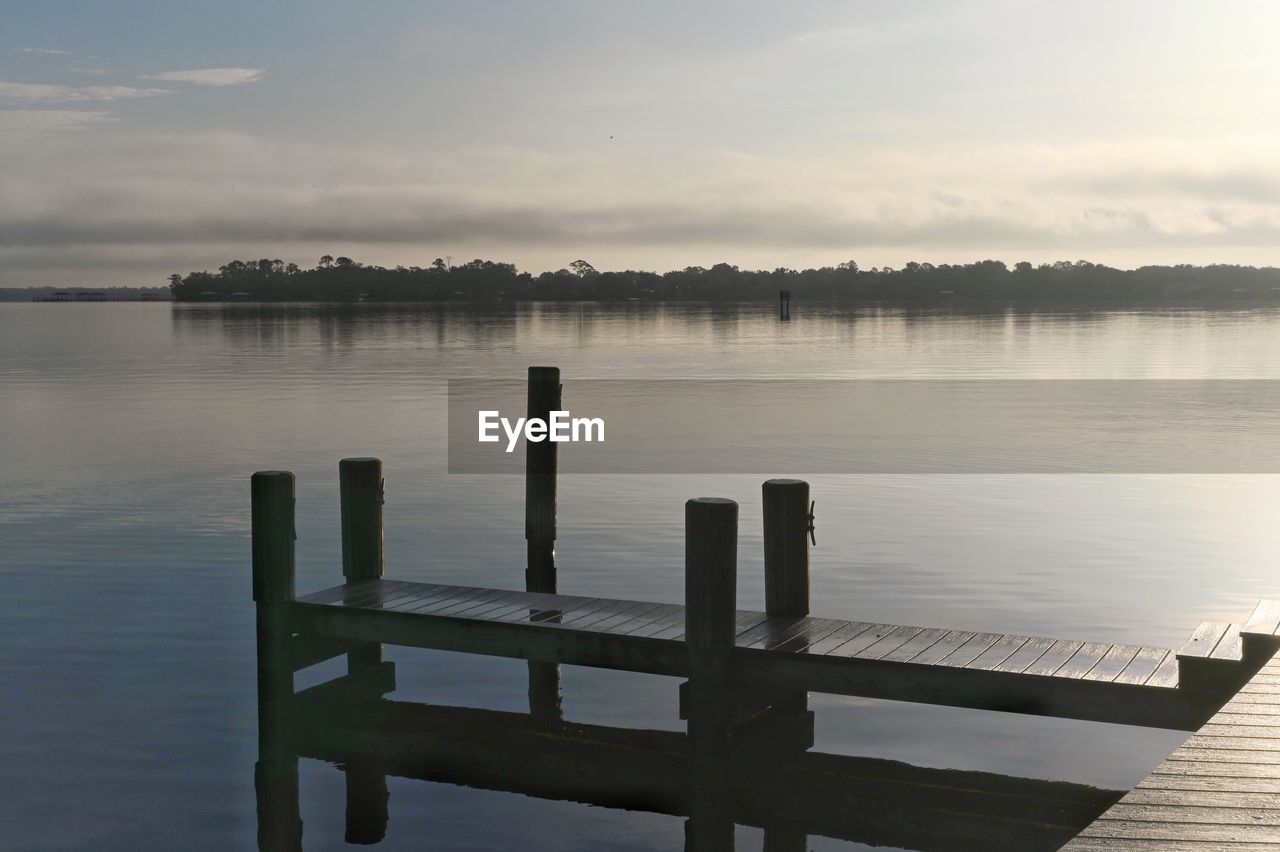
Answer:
xmin=6 ymin=301 xmax=1280 ymax=850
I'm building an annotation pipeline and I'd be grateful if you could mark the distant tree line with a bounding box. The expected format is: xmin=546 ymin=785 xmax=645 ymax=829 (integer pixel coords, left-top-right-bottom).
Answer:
xmin=1 ymin=285 xmax=171 ymax=302
xmin=167 ymin=256 xmax=1280 ymax=304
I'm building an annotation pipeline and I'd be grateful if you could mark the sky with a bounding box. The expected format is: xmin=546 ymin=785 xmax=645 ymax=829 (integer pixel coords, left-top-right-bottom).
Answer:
xmin=3 ymin=0 xmax=1280 ymax=287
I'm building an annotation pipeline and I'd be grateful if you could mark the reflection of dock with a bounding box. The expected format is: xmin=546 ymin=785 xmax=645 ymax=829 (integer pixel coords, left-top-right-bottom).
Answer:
xmin=252 ymin=366 xmax=1280 ymax=850
xmin=288 ymin=694 xmax=1123 ymax=851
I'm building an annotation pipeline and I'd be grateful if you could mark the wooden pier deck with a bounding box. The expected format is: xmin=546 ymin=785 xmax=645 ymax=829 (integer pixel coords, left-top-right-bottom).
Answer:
xmin=291 ymin=578 xmax=1229 ymax=731
xmin=1064 ymin=612 xmax=1280 ymax=850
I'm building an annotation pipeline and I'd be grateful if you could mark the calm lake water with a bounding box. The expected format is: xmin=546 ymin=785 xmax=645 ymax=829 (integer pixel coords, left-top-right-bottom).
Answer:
xmin=6 ymin=301 xmax=1280 ymax=851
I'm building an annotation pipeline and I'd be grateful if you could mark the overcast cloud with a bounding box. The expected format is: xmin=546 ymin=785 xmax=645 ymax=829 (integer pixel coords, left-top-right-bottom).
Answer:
xmin=3 ymin=0 xmax=1280 ymax=286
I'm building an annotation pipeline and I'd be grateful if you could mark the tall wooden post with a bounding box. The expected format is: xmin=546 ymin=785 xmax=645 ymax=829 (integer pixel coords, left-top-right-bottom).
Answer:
xmin=338 ymin=458 xmax=388 ymax=844
xmin=252 ymin=471 xmax=303 ymax=852
xmin=760 ymin=479 xmax=811 ymax=852
xmin=525 ymin=366 xmax=562 ymax=718
xmin=684 ymin=497 xmax=738 ymax=852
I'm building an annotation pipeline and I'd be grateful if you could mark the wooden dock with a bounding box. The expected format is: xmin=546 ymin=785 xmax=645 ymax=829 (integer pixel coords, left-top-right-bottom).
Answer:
xmin=292 ymin=578 xmax=1230 ymax=731
xmin=1064 ymin=608 xmax=1280 ymax=850
xmin=251 ymin=366 xmax=1280 ymax=850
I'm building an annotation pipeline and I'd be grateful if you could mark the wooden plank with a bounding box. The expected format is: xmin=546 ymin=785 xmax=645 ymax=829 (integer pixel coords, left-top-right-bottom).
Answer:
xmin=732 ymin=612 xmax=771 ymax=638
xmin=433 ymin=589 xmax=530 ymax=619
xmin=1103 ymin=802 xmax=1280 ymax=825
xmin=342 ymin=579 xmax=421 ymax=608
xmin=935 ymin=633 xmax=1002 ymax=667
xmin=1159 ymin=757 xmax=1280 ymax=777
xmin=1052 ymin=642 xmax=1113 ymax=680
xmin=1114 ymin=647 xmax=1169 ymax=685
xmin=795 ymin=621 xmax=874 ymax=656
xmin=904 ymin=630 xmax=977 ymax=665
xmin=556 ymin=597 xmax=642 ymax=628
xmin=568 ymin=599 xmax=657 ymax=630
xmin=426 ymin=588 xmax=520 ymax=618
xmin=744 ymin=616 xmax=832 ymax=650
xmin=1178 ymin=621 xmax=1232 ymax=659
xmin=825 ymin=624 xmax=902 ymax=658
xmin=1136 ymin=785 xmax=1280 ymax=806
xmin=1081 ymin=821 xmax=1280 ymax=842
xmin=1082 ymin=644 xmax=1144 ymax=683
xmin=1019 ymin=639 xmax=1085 ymax=676
xmin=646 ymin=616 xmax=690 ymax=641
xmin=1147 ymin=651 xmax=1180 ymax=688
xmin=606 ymin=603 xmax=683 ymax=636
xmin=735 ymin=617 xmax=798 ymax=649
xmin=1243 ymin=599 xmax=1280 ymax=637
xmin=468 ymin=592 xmax=562 ymax=623
xmin=965 ymin=635 xmax=1030 ymax=671
xmin=1211 ymin=624 xmax=1243 ymax=661
xmin=625 ymin=605 xmax=690 ymax=638
xmin=767 ymin=618 xmax=850 ymax=653
xmin=879 ymin=627 xmax=952 ymax=663
xmin=1066 ymin=839 xmax=1280 ymax=851
xmin=525 ymin=597 xmax=606 ymax=625
xmin=350 ymin=581 xmax=448 ymax=610
xmin=587 ymin=601 xmax=666 ymax=633
xmin=331 ymin=580 xmax=412 ymax=608
xmin=1214 ymin=713 xmax=1280 ymax=726
xmin=990 ymin=635 xmax=1056 ymax=673
xmin=851 ymin=625 xmax=925 ymax=660
xmin=391 ymin=585 xmax=493 ymax=614
xmin=294 ymin=580 xmax=375 ymax=606
xmin=1142 ymin=774 xmax=1280 ymax=793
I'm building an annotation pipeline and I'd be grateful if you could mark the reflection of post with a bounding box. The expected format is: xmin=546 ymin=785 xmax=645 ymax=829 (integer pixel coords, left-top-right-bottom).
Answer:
xmin=525 ymin=366 xmax=562 ymax=718
xmin=339 ymin=458 xmax=389 ymax=844
xmin=252 ymin=471 xmax=303 ymax=852
xmin=684 ymin=497 xmax=738 ymax=852
xmin=760 ymin=479 xmax=812 ymax=852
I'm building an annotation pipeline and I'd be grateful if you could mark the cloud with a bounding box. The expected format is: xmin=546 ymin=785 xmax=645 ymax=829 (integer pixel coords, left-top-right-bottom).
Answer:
xmin=0 ymin=109 xmax=118 ymax=131
xmin=141 ymin=68 xmax=264 ymax=86
xmin=0 ymin=82 xmax=168 ymax=103
xmin=7 ymin=130 xmax=1280 ymax=286
xmin=20 ymin=48 xmax=70 ymax=55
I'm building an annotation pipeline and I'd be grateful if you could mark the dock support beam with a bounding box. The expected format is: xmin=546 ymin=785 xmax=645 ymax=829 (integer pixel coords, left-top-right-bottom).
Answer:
xmin=338 ymin=458 xmax=388 ymax=844
xmin=252 ymin=471 xmax=302 ymax=852
xmin=525 ymin=366 xmax=562 ymax=718
xmin=685 ymin=497 xmax=738 ymax=852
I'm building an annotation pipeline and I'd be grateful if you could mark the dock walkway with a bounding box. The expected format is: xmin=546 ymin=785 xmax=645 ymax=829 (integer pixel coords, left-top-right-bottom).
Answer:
xmin=290 ymin=578 xmax=1260 ymax=731
xmin=1065 ymin=610 xmax=1280 ymax=850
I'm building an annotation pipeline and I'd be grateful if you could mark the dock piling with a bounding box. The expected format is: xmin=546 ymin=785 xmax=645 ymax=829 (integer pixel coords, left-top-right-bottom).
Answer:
xmin=762 ymin=479 xmax=810 ymax=619
xmin=525 ymin=366 xmax=562 ymax=718
xmin=759 ymin=480 xmax=814 ymax=851
xmin=252 ymin=470 xmax=302 ymax=852
xmin=684 ymin=496 xmax=738 ymax=851
xmin=338 ymin=458 xmax=388 ymax=844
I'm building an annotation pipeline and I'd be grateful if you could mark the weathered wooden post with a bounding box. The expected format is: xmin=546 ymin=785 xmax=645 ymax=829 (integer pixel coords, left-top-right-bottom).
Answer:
xmin=763 ymin=479 xmax=809 ymax=619
xmin=684 ymin=497 xmax=738 ymax=852
xmin=252 ymin=471 xmax=303 ymax=852
xmin=526 ymin=366 xmax=563 ymax=718
xmin=338 ymin=458 xmax=388 ymax=844
xmin=759 ymin=480 xmax=812 ymax=852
